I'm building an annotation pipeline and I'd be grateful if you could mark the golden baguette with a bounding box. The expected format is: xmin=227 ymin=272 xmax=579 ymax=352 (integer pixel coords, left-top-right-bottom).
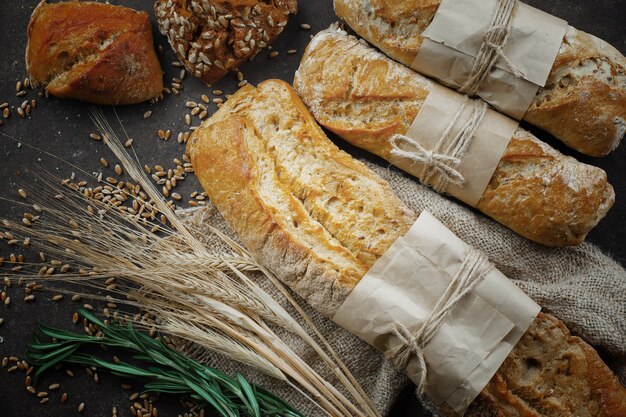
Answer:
xmin=294 ymin=27 xmax=614 ymax=247
xmin=334 ymin=0 xmax=626 ymax=157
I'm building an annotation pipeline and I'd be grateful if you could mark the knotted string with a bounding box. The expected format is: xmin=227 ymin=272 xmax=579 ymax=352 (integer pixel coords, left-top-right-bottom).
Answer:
xmin=459 ymin=0 xmax=525 ymax=97
xmin=387 ymin=247 xmax=493 ymax=395
xmin=390 ymin=98 xmax=488 ymax=194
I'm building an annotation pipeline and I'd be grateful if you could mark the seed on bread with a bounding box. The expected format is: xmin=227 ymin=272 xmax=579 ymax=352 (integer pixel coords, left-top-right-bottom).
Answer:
xmin=155 ymin=0 xmax=298 ymax=84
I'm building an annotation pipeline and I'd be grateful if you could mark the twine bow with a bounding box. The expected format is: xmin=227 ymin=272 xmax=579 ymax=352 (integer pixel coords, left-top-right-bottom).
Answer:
xmin=390 ymin=98 xmax=488 ymax=194
xmin=389 ymin=136 xmax=465 ymax=188
xmin=387 ymin=247 xmax=493 ymax=395
xmin=459 ymin=0 xmax=526 ymax=97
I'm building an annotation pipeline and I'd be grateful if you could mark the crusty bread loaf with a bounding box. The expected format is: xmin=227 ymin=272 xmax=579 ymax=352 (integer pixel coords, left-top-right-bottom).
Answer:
xmin=294 ymin=28 xmax=615 ymax=247
xmin=188 ymin=79 xmax=626 ymax=417
xmin=26 ymin=1 xmax=163 ymax=105
xmin=334 ymin=0 xmax=626 ymax=157
xmin=188 ymin=80 xmax=416 ymax=315
xmin=464 ymin=313 xmax=626 ymax=417
xmin=155 ymin=0 xmax=298 ymax=84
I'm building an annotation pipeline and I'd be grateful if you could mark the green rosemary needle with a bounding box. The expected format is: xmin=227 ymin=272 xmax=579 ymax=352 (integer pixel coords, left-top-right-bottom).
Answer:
xmin=28 ymin=308 xmax=302 ymax=417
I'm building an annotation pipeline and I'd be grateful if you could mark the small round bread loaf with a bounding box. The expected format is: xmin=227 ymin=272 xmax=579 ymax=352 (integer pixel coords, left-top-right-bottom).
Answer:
xmin=155 ymin=0 xmax=298 ymax=84
xmin=26 ymin=1 xmax=164 ymax=105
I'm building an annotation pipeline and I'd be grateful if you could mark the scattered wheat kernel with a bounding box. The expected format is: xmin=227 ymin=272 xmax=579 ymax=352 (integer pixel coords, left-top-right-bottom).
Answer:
xmin=143 ymin=111 xmax=152 ymax=119
xmin=300 ymin=23 xmax=311 ymax=30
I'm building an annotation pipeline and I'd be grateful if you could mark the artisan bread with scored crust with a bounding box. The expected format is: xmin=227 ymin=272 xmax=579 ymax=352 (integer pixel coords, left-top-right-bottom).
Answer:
xmin=188 ymin=79 xmax=626 ymax=417
xmin=293 ymin=28 xmax=615 ymax=247
xmin=188 ymin=81 xmax=416 ymax=315
xmin=333 ymin=0 xmax=626 ymax=157
xmin=26 ymin=1 xmax=163 ymax=105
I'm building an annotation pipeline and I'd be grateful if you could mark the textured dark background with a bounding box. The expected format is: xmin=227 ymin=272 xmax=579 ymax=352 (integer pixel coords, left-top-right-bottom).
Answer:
xmin=0 ymin=1 xmax=624 ymax=416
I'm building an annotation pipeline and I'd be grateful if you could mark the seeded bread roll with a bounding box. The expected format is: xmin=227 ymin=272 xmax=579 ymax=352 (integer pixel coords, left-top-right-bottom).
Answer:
xmin=294 ymin=28 xmax=615 ymax=247
xmin=188 ymin=79 xmax=626 ymax=417
xmin=26 ymin=1 xmax=163 ymax=105
xmin=334 ymin=0 xmax=626 ymax=157
xmin=155 ymin=0 xmax=298 ymax=84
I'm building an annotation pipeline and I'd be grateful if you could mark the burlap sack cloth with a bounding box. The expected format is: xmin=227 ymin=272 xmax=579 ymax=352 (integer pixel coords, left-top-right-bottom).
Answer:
xmin=179 ymin=160 xmax=626 ymax=417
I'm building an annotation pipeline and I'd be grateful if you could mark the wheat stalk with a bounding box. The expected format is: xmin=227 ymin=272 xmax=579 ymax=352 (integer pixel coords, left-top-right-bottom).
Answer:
xmin=0 ymin=114 xmax=381 ymax=417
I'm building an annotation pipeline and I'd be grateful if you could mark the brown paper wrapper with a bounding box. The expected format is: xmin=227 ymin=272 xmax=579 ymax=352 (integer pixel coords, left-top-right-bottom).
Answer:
xmin=390 ymin=83 xmax=518 ymax=208
xmin=411 ymin=0 xmax=568 ymax=120
xmin=333 ymin=211 xmax=541 ymax=415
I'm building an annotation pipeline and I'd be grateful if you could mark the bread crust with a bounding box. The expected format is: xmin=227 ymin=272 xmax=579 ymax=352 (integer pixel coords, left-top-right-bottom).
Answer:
xmin=188 ymin=79 xmax=626 ymax=417
xmin=155 ymin=0 xmax=298 ymax=84
xmin=26 ymin=0 xmax=163 ymax=105
xmin=294 ymin=28 xmax=615 ymax=247
xmin=188 ymin=80 xmax=416 ymax=315
xmin=334 ymin=0 xmax=626 ymax=156
xmin=467 ymin=313 xmax=626 ymax=417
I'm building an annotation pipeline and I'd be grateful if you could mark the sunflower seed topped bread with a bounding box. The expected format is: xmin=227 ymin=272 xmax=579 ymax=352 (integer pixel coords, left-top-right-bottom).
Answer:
xmin=294 ymin=27 xmax=615 ymax=247
xmin=334 ymin=0 xmax=626 ymax=157
xmin=26 ymin=1 xmax=163 ymax=105
xmin=155 ymin=0 xmax=298 ymax=84
xmin=187 ymin=79 xmax=626 ymax=417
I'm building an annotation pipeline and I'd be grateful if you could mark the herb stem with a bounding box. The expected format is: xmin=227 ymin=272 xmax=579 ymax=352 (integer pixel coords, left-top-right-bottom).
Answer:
xmin=28 ymin=309 xmax=302 ymax=417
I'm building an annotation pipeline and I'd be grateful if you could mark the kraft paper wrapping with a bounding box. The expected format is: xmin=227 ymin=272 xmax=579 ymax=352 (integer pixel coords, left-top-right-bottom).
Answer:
xmin=411 ymin=0 xmax=568 ymax=120
xmin=333 ymin=211 xmax=541 ymax=415
xmin=390 ymin=83 xmax=518 ymax=208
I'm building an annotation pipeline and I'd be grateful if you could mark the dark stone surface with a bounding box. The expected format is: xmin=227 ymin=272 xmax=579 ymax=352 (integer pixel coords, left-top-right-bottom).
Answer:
xmin=0 ymin=1 xmax=624 ymax=416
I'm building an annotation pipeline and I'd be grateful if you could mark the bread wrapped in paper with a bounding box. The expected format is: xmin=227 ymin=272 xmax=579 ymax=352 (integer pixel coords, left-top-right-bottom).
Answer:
xmin=187 ymin=79 xmax=626 ymax=417
xmin=294 ymin=27 xmax=614 ymax=247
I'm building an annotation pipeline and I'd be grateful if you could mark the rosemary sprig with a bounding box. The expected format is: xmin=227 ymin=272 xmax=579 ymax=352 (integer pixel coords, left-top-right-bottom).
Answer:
xmin=28 ymin=309 xmax=302 ymax=417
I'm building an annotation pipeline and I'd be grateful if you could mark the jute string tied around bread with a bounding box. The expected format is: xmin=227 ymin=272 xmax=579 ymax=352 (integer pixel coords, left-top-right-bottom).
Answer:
xmin=459 ymin=0 xmax=526 ymax=96
xmin=389 ymin=98 xmax=488 ymax=194
xmin=387 ymin=246 xmax=493 ymax=395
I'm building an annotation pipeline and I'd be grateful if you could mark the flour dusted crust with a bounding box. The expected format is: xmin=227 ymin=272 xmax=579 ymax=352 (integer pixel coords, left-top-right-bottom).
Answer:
xmin=188 ymin=79 xmax=626 ymax=417
xmin=334 ymin=0 xmax=626 ymax=156
xmin=294 ymin=28 xmax=615 ymax=247
xmin=26 ymin=1 xmax=163 ymax=105
xmin=155 ymin=0 xmax=298 ymax=84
